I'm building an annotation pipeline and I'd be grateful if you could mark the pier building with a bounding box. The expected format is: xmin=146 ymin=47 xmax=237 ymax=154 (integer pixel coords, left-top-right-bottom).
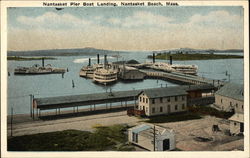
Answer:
xmin=214 ymin=83 xmax=243 ymax=113
xmin=32 ymin=84 xmax=215 ymax=118
xmin=228 ymin=113 xmax=244 ymax=135
xmin=128 ymin=124 xmax=175 ymax=151
xmin=137 ymin=87 xmax=187 ymax=116
xmin=119 ymin=66 xmax=146 ymax=80
xmin=214 ymin=83 xmax=244 ymax=135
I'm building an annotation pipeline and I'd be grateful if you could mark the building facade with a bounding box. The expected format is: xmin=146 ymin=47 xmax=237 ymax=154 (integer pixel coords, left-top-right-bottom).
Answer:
xmin=119 ymin=69 xmax=146 ymax=80
xmin=228 ymin=113 xmax=244 ymax=135
xmin=214 ymin=83 xmax=243 ymax=113
xmin=214 ymin=83 xmax=244 ymax=135
xmin=138 ymin=87 xmax=187 ymax=116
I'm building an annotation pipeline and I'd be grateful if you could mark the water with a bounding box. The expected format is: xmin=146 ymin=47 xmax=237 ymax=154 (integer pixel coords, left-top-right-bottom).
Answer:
xmin=7 ymin=51 xmax=243 ymax=115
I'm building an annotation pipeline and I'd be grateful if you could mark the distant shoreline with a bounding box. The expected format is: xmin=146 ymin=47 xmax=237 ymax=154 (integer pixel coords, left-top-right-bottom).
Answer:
xmin=7 ymin=56 xmax=56 ymax=61
xmin=7 ymin=48 xmax=243 ymax=57
xmin=148 ymin=53 xmax=243 ymax=61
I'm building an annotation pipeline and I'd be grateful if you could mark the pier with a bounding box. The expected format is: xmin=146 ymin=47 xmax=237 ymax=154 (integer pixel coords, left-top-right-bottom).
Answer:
xmin=32 ymin=84 xmax=216 ymax=118
xmin=141 ymin=70 xmax=224 ymax=87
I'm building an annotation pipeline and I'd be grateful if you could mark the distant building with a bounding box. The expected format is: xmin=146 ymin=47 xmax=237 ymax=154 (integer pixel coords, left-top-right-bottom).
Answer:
xmin=119 ymin=66 xmax=146 ymax=80
xmin=214 ymin=83 xmax=244 ymax=135
xmin=214 ymin=83 xmax=243 ymax=113
xmin=138 ymin=87 xmax=187 ymax=116
xmin=128 ymin=124 xmax=175 ymax=151
xmin=228 ymin=113 xmax=244 ymax=135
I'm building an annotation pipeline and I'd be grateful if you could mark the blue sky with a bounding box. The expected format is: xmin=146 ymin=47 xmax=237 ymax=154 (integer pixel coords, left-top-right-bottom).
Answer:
xmin=8 ymin=6 xmax=243 ymax=51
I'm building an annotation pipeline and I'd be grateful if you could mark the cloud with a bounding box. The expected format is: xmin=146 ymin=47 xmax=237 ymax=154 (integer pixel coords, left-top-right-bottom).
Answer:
xmin=17 ymin=12 xmax=92 ymax=29
xmin=108 ymin=11 xmax=174 ymax=28
xmin=189 ymin=10 xmax=243 ymax=28
xmin=9 ymin=10 xmax=243 ymax=51
xmin=107 ymin=18 xmax=122 ymax=25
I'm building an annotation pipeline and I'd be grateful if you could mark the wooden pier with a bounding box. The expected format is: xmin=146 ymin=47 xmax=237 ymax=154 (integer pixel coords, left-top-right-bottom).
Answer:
xmin=141 ymin=70 xmax=224 ymax=87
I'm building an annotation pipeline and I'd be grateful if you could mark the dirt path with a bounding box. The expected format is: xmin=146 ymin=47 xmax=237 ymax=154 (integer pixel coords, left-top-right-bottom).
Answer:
xmin=7 ymin=112 xmax=244 ymax=151
xmin=8 ymin=111 xmax=145 ymax=137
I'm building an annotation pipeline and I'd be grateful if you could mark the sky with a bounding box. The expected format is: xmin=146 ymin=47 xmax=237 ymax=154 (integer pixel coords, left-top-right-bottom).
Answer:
xmin=7 ymin=6 xmax=244 ymax=51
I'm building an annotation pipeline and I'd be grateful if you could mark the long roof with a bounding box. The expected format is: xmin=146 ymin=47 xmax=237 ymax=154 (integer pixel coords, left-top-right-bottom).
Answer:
xmin=35 ymin=84 xmax=215 ymax=109
xmin=215 ymin=83 xmax=244 ymax=101
xmin=228 ymin=113 xmax=244 ymax=123
xmin=141 ymin=87 xmax=187 ymax=98
xmin=35 ymin=89 xmax=141 ymax=107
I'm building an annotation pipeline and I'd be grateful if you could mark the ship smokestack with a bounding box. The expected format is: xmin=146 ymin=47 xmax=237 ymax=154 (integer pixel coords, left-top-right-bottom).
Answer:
xmin=97 ymin=54 xmax=100 ymax=64
xmin=42 ymin=58 xmax=44 ymax=67
xmin=104 ymin=55 xmax=107 ymax=68
xmin=88 ymin=58 xmax=91 ymax=66
xmin=153 ymin=53 xmax=155 ymax=63
xmin=170 ymin=56 xmax=172 ymax=65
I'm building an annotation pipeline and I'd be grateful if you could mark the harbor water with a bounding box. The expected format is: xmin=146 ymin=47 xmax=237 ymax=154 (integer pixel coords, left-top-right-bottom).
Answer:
xmin=7 ymin=51 xmax=244 ymax=115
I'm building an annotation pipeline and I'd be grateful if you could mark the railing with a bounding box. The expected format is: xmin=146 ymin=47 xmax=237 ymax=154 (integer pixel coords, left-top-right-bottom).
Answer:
xmin=143 ymin=71 xmax=208 ymax=85
xmin=127 ymin=108 xmax=146 ymax=116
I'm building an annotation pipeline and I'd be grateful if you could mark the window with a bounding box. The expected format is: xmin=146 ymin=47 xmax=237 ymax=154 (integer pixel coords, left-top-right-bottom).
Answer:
xmin=182 ymin=96 xmax=185 ymax=101
xmin=182 ymin=104 xmax=185 ymax=109
xmin=167 ymin=97 xmax=170 ymax=102
xmin=146 ymin=107 xmax=148 ymax=113
xmin=234 ymin=122 xmax=237 ymax=126
xmin=175 ymin=96 xmax=178 ymax=101
xmin=143 ymin=98 xmax=145 ymax=103
xmin=221 ymin=99 xmax=223 ymax=103
xmin=152 ymin=107 xmax=155 ymax=113
xmin=146 ymin=98 xmax=148 ymax=103
xmin=242 ymin=105 xmax=244 ymax=109
xmin=160 ymin=97 xmax=163 ymax=103
xmin=175 ymin=105 xmax=178 ymax=110
xmin=230 ymin=102 xmax=232 ymax=106
xmin=152 ymin=99 xmax=155 ymax=104
xmin=236 ymin=103 xmax=238 ymax=108
xmin=160 ymin=107 xmax=163 ymax=112
xmin=140 ymin=97 xmax=142 ymax=102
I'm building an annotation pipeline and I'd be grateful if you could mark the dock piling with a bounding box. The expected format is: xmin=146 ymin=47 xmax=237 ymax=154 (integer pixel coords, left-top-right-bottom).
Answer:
xmin=72 ymin=80 xmax=75 ymax=88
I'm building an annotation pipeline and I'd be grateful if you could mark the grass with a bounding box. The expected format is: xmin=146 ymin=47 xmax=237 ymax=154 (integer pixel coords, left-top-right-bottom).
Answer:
xmin=8 ymin=124 xmax=135 ymax=151
xmin=148 ymin=53 xmax=243 ymax=61
xmin=7 ymin=56 xmax=56 ymax=60
xmin=144 ymin=112 xmax=202 ymax=123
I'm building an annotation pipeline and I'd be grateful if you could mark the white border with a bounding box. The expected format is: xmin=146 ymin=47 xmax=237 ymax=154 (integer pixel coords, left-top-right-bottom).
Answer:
xmin=1 ymin=1 xmax=249 ymax=158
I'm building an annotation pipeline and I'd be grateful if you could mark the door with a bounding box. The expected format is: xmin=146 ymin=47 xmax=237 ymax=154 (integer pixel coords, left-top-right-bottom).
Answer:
xmin=240 ymin=123 xmax=244 ymax=132
xmin=163 ymin=139 xmax=170 ymax=151
xmin=167 ymin=105 xmax=171 ymax=114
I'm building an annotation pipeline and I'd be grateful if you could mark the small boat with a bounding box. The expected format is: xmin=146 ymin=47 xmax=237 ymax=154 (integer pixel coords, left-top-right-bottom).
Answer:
xmin=14 ymin=64 xmax=65 ymax=75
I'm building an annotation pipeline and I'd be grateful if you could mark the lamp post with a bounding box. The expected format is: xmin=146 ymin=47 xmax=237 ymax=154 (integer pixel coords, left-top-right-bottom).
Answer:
xmin=133 ymin=88 xmax=136 ymax=109
xmin=10 ymin=107 xmax=13 ymax=137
